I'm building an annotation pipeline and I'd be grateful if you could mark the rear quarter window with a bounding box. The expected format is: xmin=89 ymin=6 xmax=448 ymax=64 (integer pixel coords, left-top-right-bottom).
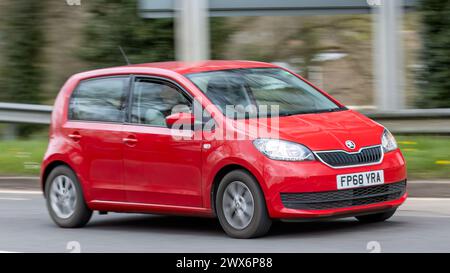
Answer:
xmin=68 ymin=77 xmax=129 ymax=123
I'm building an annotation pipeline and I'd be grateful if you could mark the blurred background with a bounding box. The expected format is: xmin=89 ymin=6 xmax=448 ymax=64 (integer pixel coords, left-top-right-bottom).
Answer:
xmin=0 ymin=0 xmax=448 ymax=180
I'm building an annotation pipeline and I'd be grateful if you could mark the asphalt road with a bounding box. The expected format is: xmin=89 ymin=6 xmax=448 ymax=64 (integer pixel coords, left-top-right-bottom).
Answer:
xmin=1 ymin=188 xmax=450 ymax=253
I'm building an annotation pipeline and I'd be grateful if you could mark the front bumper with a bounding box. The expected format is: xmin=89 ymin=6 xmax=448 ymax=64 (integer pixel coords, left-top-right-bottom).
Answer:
xmin=263 ymin=149 xmax=407 ymax=219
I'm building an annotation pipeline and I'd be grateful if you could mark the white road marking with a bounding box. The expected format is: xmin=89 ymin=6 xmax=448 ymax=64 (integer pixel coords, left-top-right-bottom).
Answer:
xmin=408 ymin=180 xmax=450 ymax=184
xmin=400 ymin=197 xmax=450 ymax=217
xmin=0 ymin=197 xmax=30 ymax=201
xmin=397 ymin=214 xmax=450 ymax=218
xmin=0 ymin=251 xmax=21 ymax=253
xmin=0 ymin=189 xmax=41 ymax=195
xmin=0 ymin=177 xmax=39 ymax=180
xmin=407 ymin=197 xmax=450 ymax=201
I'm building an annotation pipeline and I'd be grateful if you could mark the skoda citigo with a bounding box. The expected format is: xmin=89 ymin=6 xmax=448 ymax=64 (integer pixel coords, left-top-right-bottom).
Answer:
xmin=42 ymin=61 xmax=407 ymax=238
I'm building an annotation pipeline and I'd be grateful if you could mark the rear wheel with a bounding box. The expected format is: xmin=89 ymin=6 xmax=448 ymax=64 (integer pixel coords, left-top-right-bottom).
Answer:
xmin=216 ymin=170 xmax=272 ymax=238
xmin=355 ymin=208 xmax=397 ymax=223
xmin=45 ymin=166 xmax=92 ymax=228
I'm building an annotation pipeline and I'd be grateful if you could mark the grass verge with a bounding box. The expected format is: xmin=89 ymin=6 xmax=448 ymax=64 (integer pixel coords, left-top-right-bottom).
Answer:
xmin=397 ymin=135 xmax=450 ymax=179
xmin=0 ymin=139 xmax=47 ymax=176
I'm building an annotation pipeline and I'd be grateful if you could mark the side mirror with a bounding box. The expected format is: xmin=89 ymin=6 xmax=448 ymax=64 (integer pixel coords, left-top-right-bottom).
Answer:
xmin=165 ymin=112 xmax=195 ymax=129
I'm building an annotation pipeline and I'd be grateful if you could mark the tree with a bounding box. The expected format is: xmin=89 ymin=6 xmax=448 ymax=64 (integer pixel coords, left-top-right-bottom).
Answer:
xmin=78 ymin=0 xmax=236 ymax=68
xmin=78 ymin=0 xmax=174 ymax=68
xmin=0 ymin=0 xmax=46 ymax=136
xmin=210 ymin=18 xmax=235 ymax=59
xmin=417 ymin=0 xmax=450 ymax=108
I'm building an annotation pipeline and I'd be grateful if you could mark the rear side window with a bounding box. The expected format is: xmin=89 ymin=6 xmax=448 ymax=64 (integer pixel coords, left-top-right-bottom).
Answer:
xmin=69 ymin=77 xmax=129 ymax=122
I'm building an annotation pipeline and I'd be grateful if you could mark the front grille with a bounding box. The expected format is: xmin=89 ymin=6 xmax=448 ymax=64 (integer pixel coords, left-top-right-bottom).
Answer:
xmin=315 ymin=146 xmax=382 ymax=168
xmin=280 ymin=180 xmax=406 ymax=210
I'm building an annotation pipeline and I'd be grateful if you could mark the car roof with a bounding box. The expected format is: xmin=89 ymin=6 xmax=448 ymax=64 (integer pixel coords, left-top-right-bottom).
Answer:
xmin=125 ymin=60 xmax=277 ymax=74
xmin=74 ymin=60 xmax=276 ymax=77
xmin=68 ymin=60 xmax=280 ymax=84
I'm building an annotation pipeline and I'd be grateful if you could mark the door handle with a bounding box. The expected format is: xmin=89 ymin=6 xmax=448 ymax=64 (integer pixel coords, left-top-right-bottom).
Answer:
xmin=123 ymin=136 xmax=138 ymax=146
xmin=68 ymin=132 xmax=82 ymax=141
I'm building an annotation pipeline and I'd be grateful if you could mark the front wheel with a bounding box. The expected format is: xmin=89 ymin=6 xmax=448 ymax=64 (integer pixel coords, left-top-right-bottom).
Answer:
xmin=45 ymin=166 xmax=92 ymax=228
xmin=216 ymin=170 xmax=272 ymax=239
xmin=355 ymin=208 xmax=397 ymax=223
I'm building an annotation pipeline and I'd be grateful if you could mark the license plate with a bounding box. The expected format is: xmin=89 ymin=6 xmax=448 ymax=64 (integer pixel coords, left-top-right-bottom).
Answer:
xmin=337 ymin=170 xmax=384 ymax=190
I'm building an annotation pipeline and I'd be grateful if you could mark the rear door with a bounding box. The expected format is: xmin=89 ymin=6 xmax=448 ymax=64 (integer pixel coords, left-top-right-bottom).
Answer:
xmin=65 ymin=76 xmax=130 ymax=202
xmin=122 ymin=77 xmax=203 ymax=207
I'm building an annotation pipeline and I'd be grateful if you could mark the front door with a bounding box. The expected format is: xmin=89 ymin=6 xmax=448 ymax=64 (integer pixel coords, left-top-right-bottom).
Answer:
xmin=123 ymin=77 xmax=203 ymax=207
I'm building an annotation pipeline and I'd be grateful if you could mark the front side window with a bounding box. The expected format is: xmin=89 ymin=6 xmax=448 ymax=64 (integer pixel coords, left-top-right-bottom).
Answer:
xmin=69 ymin=77 xmax=129 ymax=122
xmin=130 ymin=78 xmax=192 ymax=127
xmin=186 ymin=68 xmax=344 ymax=118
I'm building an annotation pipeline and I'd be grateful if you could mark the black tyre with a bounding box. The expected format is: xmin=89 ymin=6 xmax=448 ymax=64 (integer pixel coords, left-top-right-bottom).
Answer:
xmin=45 ymin=166 xmax=92 ymax=228
xmin=355 ymin=208 xmax=397 ymax=223
xmin=216 ymin=170 xmax=272 ymax=238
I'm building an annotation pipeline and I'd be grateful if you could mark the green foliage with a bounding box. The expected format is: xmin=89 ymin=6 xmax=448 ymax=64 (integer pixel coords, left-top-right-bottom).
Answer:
xmin=0 ymin=139 xmax=47 ymax=175
xmin=78 ymin=0 xmax=174 ymax=68
xmin=0 ymin=0 xmax=46 ymax=137
xmin=417 ymin=0 xmax=450 ymax=108
xmin=210 ymin=17 xmax=235 ymax=59
xmin=78 ymin=0 xmax=236 ymax=67
xmin=397 ymin=135 xmax=450 ymax=179
xmin=0 ymin=1 xmax=45 ymax=103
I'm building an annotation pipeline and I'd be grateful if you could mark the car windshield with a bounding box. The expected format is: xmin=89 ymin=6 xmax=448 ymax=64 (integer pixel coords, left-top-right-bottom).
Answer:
xmin=186 ymin=68 xmax=344 ymax=118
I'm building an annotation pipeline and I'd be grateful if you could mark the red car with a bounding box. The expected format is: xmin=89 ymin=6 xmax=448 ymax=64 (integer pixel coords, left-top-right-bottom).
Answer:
xmin=41 ymin=60 xmax=407 ymax=238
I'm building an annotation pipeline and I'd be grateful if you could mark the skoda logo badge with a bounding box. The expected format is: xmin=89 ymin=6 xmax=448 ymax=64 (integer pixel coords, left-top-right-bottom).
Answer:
xmin=345 ymin=140 xmax=356 ymax=150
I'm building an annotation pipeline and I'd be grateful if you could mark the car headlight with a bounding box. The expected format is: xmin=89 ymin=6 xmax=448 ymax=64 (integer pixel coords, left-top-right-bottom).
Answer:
xmin=381 ymin=129 xmax=398 ymax=153
xmin=253 ymin=139 xmax=315 ymax=161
